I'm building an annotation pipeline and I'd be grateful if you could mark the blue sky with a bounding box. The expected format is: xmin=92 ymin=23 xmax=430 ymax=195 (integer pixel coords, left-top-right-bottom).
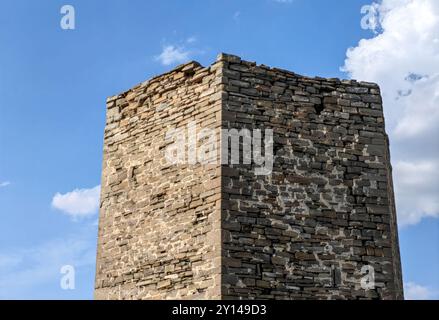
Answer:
xmin=0 ymin=0 xmax=438 ymax=299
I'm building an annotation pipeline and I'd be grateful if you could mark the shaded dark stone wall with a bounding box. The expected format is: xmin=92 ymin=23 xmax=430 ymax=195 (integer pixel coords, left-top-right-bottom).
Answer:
xmin=219 ymin=54 xmax=403 ymax=299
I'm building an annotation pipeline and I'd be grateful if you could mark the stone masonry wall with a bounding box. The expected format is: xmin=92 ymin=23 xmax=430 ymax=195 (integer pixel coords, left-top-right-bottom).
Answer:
xmin=95 ymin=53 xmax=403 ymax=300
xmin=219 ymin=54 xmax=403 ymax=299
xmin=95 ymin=60 xmax=224 ymax=299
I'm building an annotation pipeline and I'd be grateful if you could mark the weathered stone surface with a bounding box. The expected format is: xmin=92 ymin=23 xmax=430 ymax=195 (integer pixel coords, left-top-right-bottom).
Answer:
xmin=95 ymin=53 xmax=403 ymax=300
xmin=95 ymin=59 xmax=223 ymax=300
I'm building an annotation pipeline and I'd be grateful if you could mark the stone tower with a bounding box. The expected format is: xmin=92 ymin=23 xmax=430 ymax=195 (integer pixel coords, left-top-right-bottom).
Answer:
xmin=95 ymin=53 xmax=403 ymax=300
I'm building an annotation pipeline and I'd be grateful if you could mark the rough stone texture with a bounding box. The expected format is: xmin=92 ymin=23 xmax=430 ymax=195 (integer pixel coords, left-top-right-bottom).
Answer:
xmin=95 ymin=61 xmax=223 ymax=299
xmin=219 ymin=54 xmax=403 ymax=300
xmin=95 ymin=53 xmax=403 ymax=300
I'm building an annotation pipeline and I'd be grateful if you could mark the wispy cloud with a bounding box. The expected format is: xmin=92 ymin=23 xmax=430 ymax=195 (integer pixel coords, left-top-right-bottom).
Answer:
xmin=0 ymin=181 xmax=10 ymax=188
xmin=405 ymin=282 xmax=438 ymax=300
xmin=155 ymin=45 xmax=192 ymax=66
xmin=155 ymin=35 xmax=203 ymax=66
xmin=0 ymin=254 xmax=22 ymax=269
xmin=52 ymin=185 xmax=100 ymax=219
xmin=186 ymin=36 xmax=197 ymax=44
xmin=0 ymin=225 xmax=97 ymax=299
xmin=272 ymin=0 xmax=293 ymax=3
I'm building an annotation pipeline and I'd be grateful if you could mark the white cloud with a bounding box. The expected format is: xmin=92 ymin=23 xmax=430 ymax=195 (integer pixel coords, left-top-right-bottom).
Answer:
xmin=343 ymin=0 xmax=439 ymax=226
xmin=344 ymin=0 xmax=439 ymax=138
xmin=52 ymin=185 xmax=100 ymax=218
xmin=273 ymin=0 xmax=293 ymax=3
xmin=394 ymin=161 xmax=439 ymax=226
xmin=155 ymin=45 xmax=192 ymax=66
xmin=0 ymin=181 xmax=10 ymax=188
xmin=393 ymin=74 xmax=439 ymax=138
xmin=405 ymin=282 xmax=438 ymax=300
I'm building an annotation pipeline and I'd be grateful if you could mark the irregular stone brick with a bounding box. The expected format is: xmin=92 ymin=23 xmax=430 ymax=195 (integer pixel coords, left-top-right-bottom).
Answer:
xmin=95 ymin=53 xmax=403 ymax=300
